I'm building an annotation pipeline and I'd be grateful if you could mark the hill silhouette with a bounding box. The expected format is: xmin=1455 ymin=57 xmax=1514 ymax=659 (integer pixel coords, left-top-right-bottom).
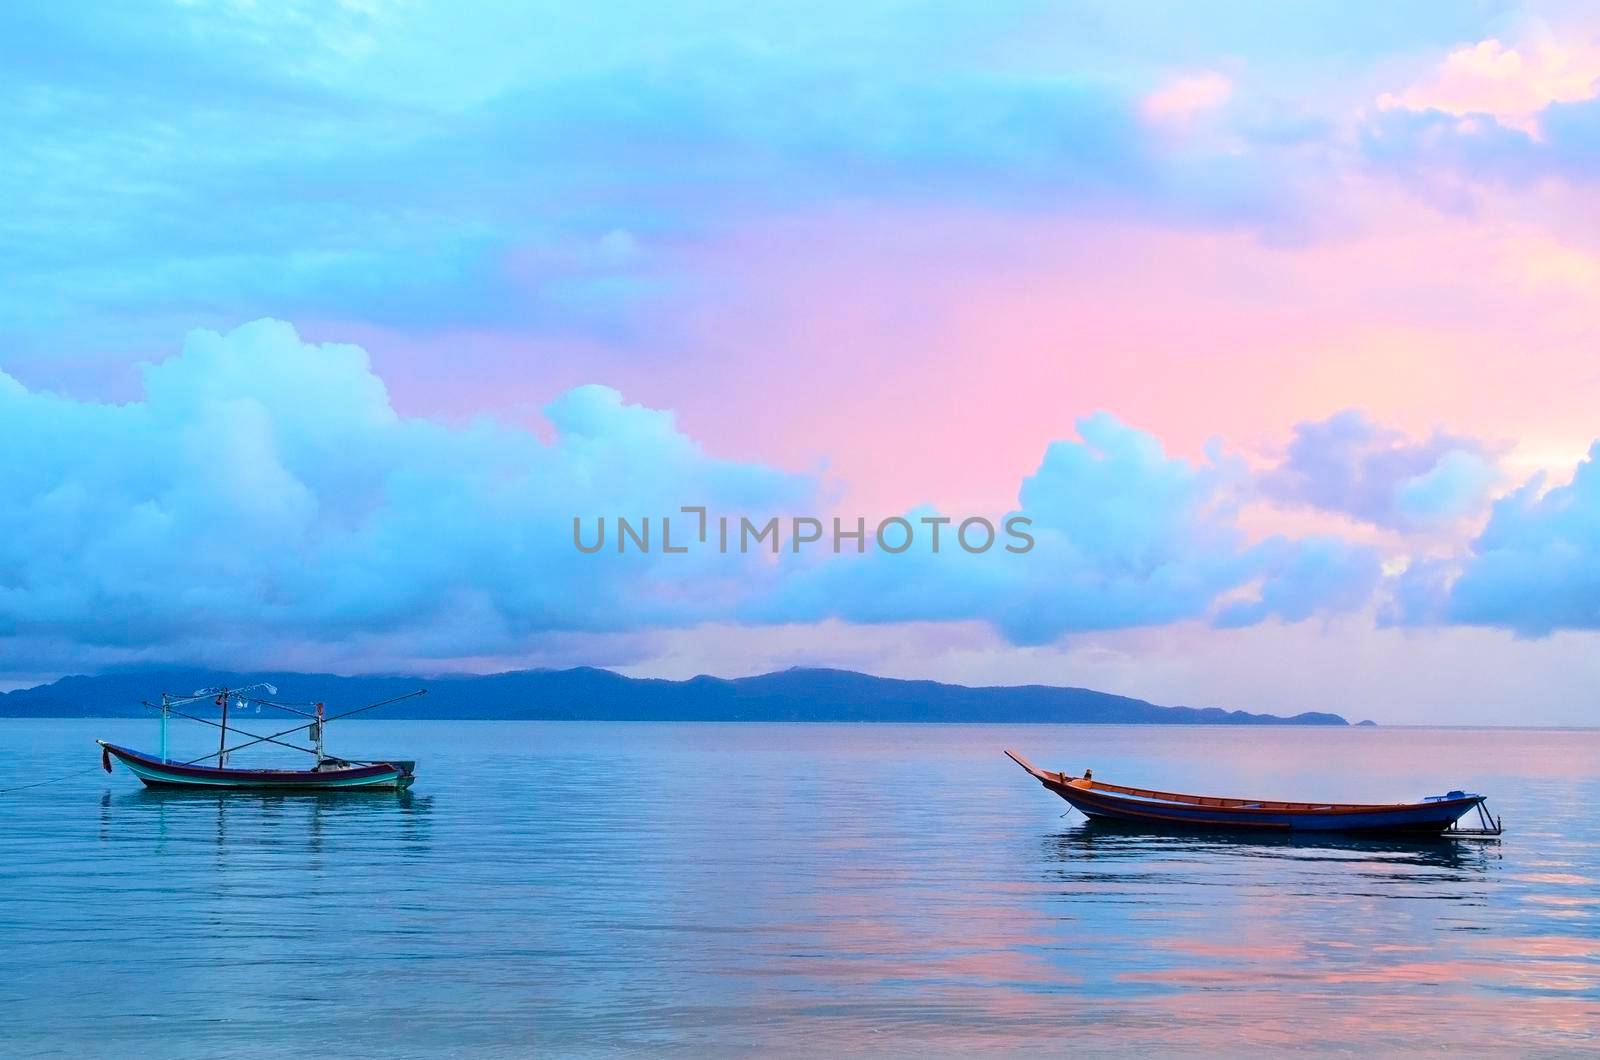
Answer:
xmin=0 ymin=667 xmax=1349 ymax=725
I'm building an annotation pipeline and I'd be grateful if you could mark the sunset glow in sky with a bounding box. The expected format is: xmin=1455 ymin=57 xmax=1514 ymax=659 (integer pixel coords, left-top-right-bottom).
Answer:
xmin=5 ymin=2 xmax=1600 ymax=723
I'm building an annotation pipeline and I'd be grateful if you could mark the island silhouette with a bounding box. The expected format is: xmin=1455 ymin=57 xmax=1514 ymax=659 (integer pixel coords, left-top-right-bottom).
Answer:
xmin=1 ymin=667 xmax=1352 ymax=724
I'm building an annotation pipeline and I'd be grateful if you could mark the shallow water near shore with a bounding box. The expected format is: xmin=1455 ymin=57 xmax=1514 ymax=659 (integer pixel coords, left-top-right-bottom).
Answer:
xmin=1 ymin=720 xmax=1597 ymax=1055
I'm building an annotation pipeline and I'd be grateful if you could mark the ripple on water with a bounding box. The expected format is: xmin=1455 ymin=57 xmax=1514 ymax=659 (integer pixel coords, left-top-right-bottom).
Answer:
xmin=0 ymin=720 xmax=1597 ymax=1055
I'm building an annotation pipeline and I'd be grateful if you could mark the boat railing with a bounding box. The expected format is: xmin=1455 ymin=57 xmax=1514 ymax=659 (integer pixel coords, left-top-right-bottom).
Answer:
xmin=1443 ymin=798 xmax=1504 ymax=837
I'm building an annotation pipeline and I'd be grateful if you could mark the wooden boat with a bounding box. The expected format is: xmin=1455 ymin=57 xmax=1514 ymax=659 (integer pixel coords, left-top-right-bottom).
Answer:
xmin=99 ymin=742 xmax=415 ymax=790
xmin=98 ymin=684 xmax=423 ymax=792
xmin=1005 ymin=750 xmax=1501 ymax=835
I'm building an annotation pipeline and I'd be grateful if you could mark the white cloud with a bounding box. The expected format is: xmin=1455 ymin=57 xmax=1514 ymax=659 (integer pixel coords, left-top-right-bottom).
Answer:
xmin=1435 ymin=446 xmax=1600 ymax=634
xmin=1260 ymin=410 xmax=1503 ymax=531
xmin=0 ymin=322 xmax=1398 ymax=676
xmin=754 ymin=413 xmax=1381 ymax=644
xmin=1378 ymin=36 xmax=1600 ymax=136
xmin=0 ymin=319 xmax=817 ymax=673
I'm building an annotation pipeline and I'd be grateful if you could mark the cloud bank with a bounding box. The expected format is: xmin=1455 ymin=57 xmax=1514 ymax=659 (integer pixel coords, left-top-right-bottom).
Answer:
xmin=758 ymin=412 xmax=1384 ymax=644
xmin=0 ymin=321 xmax=1416 ymax=675
xmin=1400 ymin=447 xmax=1600 ymax=635
xmin=0 ymin=320 xmax=817 ymax=671
xmin=1261 ymin=410 xmax=1502 ymax=530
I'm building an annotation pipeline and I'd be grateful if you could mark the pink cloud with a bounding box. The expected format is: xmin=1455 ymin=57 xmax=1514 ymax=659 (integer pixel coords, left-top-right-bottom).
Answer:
xmin=324 ymin=187 xmax=1600 ymax=529
xmin=1378 ymin=36 xmax=1600 ymax=136
xmin=594 ymin=201 xmax=1594 ymax=520
xmin=1142 ymin=71 xmax=1233 ymax=124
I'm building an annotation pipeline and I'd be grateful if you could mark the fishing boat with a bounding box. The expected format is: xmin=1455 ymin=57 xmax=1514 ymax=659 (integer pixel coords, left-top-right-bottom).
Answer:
xmin=1004 ymin=750 xmax=1502 ymax=836
xmin=98 ymin=684 xmax=424 ymax=791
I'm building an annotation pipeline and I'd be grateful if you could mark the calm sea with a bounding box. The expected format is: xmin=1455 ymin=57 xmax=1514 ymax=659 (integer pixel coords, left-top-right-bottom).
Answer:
xmin=1 ymin=720 xmax=1597 ymax=1056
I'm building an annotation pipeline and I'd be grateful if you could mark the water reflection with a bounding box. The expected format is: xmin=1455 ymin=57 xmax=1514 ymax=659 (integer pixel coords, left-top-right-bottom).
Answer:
xmin=5 ymin=721 xmax=1599 ymax=1055
xmin=92 ymin=785 xmax=435 ymax=863
xmin=1048 ymin=821 xmax=1500 ymax=874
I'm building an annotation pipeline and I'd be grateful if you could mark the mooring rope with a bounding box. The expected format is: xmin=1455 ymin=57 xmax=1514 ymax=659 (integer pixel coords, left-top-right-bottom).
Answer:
xmin=0 ymin=765 xmax=107 ymax=795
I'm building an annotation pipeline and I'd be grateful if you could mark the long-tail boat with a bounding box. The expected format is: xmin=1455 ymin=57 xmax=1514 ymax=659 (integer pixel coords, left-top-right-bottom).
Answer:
xmin=98 ymin=684 xmax=424 ymax=791
xmin=1004 ymin=750 xmax=1502 ymax=836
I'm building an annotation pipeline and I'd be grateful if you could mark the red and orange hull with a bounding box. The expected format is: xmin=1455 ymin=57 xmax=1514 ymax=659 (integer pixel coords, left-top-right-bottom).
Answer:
xmin=1006 ymin=750 xmax=1485 ymax=835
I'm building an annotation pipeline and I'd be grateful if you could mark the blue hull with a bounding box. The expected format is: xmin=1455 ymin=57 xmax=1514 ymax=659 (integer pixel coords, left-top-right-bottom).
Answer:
xmin=1050 ymin=779 xmax=1479 ymax=834
xmin=99 ymin=742 xmax=414 ymax=791
xmin=1006 ymin=750 xmax=1486 ymax=836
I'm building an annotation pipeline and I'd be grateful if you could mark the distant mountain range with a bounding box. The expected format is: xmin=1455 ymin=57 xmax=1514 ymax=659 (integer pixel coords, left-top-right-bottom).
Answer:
xmin=0 ymin=667 xmax=1354 ymax=725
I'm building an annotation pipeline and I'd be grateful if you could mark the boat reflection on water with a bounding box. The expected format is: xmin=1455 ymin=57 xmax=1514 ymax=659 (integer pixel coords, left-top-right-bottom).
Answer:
xmin=1044 ymin=819 xmax=1500 ymax=876
xmin=122 ymin=784 xmax=428 ymax=808
xmin=97 ymin=782 xmax=434 ymax=857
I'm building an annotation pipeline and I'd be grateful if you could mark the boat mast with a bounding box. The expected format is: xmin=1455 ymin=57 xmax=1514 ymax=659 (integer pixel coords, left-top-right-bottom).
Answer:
xmin=160 ymin=693 xmax=171 ymax=763
xmin=216 ymin=690 xmax=230 ymax=769
xmin=313 ymin=702 xmax=325 ymax=762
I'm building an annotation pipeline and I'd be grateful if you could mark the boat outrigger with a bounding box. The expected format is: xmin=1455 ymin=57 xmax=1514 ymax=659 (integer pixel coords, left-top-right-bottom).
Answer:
xmin=98 ymin=684 xmax=424 ymax=791
xmin=1005 ymin=750 xmax=1503 ymax=836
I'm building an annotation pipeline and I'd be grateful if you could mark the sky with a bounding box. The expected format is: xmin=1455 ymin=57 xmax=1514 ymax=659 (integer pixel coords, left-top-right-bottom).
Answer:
xmin=3 ymin=1 xmax=1600 ymax=723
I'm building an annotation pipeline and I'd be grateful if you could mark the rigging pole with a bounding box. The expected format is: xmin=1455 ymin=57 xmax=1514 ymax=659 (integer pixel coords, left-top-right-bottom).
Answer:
xmin=216 ymin=691 xmax=230 ymax=769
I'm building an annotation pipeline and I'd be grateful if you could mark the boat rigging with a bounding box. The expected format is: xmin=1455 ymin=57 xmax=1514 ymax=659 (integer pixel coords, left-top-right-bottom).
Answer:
xmin=98 ymin=685 xmax=425 ymax=791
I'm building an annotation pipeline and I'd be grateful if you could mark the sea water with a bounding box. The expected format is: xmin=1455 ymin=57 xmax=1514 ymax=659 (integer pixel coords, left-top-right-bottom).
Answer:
xmin=1 ymin=720 xmax=1596 ymax=1055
